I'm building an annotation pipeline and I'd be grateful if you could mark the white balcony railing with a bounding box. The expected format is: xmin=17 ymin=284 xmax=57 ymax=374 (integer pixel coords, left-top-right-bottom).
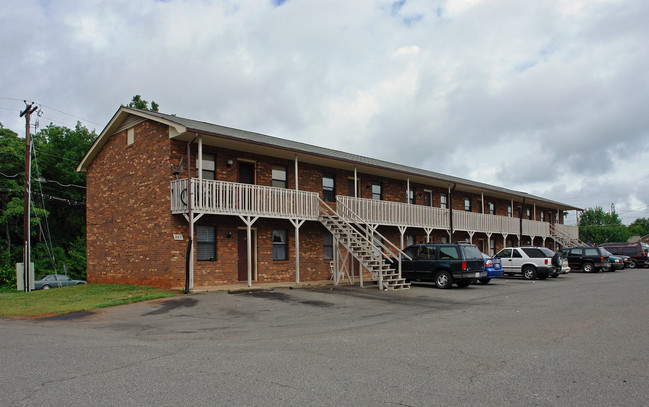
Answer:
xmin=170 ymin=181 xmax=573 ymax=239
xmin=171 ymin=179 xmax=320 ymax=220
xmin=337 ymin=196 xmax=449 ymax=229
xmin=337 ymin=196 xmax=561 ymax=238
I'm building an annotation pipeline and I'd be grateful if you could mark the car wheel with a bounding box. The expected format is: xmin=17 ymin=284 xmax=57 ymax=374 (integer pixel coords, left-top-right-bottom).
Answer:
xmin=602 ymin=263 xmax=611 ymax=272
xmin=435 ymin=271 xmax=453 ymax=289
xmin=76 ymin=282 xmax=84 ymax=285
xmin=582 ymin=262 xmax=594 ymax=273
xmin=628 ymin=261 xmax=637 ymax=269
xmin=522 ymin=266 xmax=537 ymax=280
xmin=456 ymin=280 xmax=471 ymax=288
xmin=478 ymin=278 xmax=491 ymax=284
xmin=42 ymin=285 xmax=51 ymax=290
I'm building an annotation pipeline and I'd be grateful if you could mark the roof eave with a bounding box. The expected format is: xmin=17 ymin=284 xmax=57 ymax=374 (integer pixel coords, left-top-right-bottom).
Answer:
xmin=76 ymin=107 xmax=187 ymax=173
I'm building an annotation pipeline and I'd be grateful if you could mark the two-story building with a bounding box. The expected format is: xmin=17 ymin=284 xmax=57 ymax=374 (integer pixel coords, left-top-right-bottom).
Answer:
xmin=77 ymin=107 xmax=581 ymax=291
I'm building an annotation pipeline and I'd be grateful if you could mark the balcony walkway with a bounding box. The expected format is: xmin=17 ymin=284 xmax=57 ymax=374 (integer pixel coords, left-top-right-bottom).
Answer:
xmin=170 ymin=178 xmax=579 ymax=242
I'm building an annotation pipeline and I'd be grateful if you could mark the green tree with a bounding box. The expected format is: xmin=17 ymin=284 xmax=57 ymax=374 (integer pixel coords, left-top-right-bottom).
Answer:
xmin=0 ymin=121 xmax=95 ymax=288
xmin=628 ymin=217 xmax=649 ymax=238
xmin=578 ymin=207 xmax=630 ymax=244
xmin=125 ymin=94 xmax=159 ymax=112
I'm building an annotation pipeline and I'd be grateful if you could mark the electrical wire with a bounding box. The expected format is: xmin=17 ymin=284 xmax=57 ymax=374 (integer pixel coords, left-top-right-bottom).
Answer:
xmin=31 ymin=143 xmax=58 ymax=273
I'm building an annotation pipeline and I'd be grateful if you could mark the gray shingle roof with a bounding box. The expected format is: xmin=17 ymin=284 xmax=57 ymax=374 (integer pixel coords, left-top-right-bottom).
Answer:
xmin=124 ymin=108 xmax=582 ymax=210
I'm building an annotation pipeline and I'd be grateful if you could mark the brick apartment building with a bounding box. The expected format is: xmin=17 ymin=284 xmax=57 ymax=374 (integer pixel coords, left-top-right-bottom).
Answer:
xmin=77 ymin=107 xmax=581 ymax=290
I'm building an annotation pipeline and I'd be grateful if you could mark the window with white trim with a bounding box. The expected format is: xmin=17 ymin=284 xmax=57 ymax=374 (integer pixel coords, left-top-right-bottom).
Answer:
xmin=272 ymin=165 xmax=287 ymax=188
xmin=202 ymin=153 xmax=215 ymax=180
xmin=272 ymin=229 xmax=288 ymax=261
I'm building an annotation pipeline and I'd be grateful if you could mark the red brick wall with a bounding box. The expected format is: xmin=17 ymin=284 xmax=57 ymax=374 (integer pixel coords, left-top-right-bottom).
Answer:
xmin=86 ymin=121 xmax=565 ymax=289
xmin=86 ymin=120 xmax=186 ymax=288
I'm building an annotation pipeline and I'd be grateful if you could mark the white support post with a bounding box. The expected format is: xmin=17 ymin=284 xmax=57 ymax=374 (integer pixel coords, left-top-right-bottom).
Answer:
xmin=198 ymin=136 xmax=203 ymax=180
xmin=333 ymin=237 xmax=339 ymax=285
xmin=468 ymin=231 xmax=475 ymax=243
xmin=481 ymin=192 xmax=484 ymax=214
xmin=424 ymin=227 xmax=432 ymax=243
xmin=398 ymin=226 xmax=407 ymax=249
xmin=294 ymin=155 xmax=299 ymax=190
xmin=406 ymin=178 xmax=410 ymax=204
xmin=238 ymin=215 xmax=259 ymax=288
xmin=354 ymin=167 xmax=358 ymax=198
xmin=289 ymin=219 xmax=305 ymax=284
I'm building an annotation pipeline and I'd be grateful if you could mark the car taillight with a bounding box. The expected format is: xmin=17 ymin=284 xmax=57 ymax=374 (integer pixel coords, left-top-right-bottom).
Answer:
xmin=601 ymin=257 xmax=605 ymax=262
xmin=544 ymin=259 xmax=548 ymax=264
xmin=485 ymin=259 xmax=493 ymax=267
xmin=462 ymin=261 xmax=467 ymax=270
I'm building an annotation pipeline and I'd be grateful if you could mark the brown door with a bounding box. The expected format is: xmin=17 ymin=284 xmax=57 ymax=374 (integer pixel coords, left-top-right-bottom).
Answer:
xmin=238 ymin=162 xmax=255 ymax=184
xmin=238 ymin=229 xmax=256 ymax=282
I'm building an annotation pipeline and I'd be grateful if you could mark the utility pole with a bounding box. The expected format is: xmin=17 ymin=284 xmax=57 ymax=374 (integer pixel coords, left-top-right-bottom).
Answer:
xmin=20 ymin=101 xmax=38 ymax=292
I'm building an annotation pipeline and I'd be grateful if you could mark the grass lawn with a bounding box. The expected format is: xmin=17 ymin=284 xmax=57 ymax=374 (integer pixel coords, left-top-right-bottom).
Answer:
xmin=0 ymin=284 xmax=177 ymax=318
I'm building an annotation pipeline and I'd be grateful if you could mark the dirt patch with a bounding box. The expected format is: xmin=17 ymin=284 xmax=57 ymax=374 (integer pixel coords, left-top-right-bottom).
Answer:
xmin=235 ymin=290 xmax=334 ymax=308
xmin=36 ymin=310 xmax=95 ymax=321
xmin=143 ymin=296 xmax=198 ymax=316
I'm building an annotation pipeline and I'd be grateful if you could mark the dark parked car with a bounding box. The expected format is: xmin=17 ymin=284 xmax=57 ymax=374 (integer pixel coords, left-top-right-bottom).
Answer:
xmin=561 ymin=247 xmax=610 ymax=273
xmin=477 ymin=253 xmax=503 ymax=284
xmin=33 ymin=274 xmax=87 ymax=290
xmin=398 ymin=243 xmax=487 ymax=289
xmin=601 ymin=248 xmax=625 ymax=270
xmin=600 ymin=242 xmax=649 ymax=268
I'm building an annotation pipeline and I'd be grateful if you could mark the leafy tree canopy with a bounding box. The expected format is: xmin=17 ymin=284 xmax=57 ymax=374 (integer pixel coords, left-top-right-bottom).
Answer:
xmin=0 ymin=121 xmax=96 ymax=286
xmin=628 ymin=217 xmax=649 ymax=237
xmin=579 ymin=207 xmax=629 ymax=245
xmin=124 ymin=94 xmax=159 ymax=112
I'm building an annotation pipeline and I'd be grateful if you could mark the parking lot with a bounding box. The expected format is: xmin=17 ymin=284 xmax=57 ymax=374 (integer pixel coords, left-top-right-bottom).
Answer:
xmin=2 ymin=270 xmax=648 ymax=406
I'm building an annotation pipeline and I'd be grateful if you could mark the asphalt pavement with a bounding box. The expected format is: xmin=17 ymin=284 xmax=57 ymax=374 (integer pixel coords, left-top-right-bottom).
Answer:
xmin=1 ymin=270 xmax=648 ymax=406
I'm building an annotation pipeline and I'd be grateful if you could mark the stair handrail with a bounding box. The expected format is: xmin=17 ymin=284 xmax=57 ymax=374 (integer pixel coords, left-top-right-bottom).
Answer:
xmin=550 ymin=223 xmax=586 ymax=247
xmin=330 ymin=197 xmax=414 ymax=287
xmin=334 ymin=197 xmax=413 ymax=261
xmin=318 ymin=198 xmax=391 ymax=259
xmin=318 ymin=197 xmax=410 ymax=289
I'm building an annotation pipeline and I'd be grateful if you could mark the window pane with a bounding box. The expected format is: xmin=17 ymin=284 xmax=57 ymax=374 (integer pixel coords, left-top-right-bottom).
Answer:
xmin=272 ymin=165 xmax=287 ymax=188
xmin=196 ymin=225 xmax=215 ymax=242
xmin=323 ymin=231 xmax=333 ymax=260
xmin=372 ymin=182 xmax=382 ymax=200
xmin=273 ymin=245 xmax=286 ymax=261
xmin=323 ymin=174 xmax=335 ymax=202
xmin=439 ymin=247 xmax=459 ymax=260
xmin=196 ymin=225 xmax=216 ymax=261
xmin=273 ymin=229 xmax=287 ymax=260
xmin=202 ymin=153 xmax=215 ymax=180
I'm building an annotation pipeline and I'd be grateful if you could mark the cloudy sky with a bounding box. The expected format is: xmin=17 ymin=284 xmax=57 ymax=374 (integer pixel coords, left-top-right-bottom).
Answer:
xmin=1 ymin=0 xmax=648 ymax=225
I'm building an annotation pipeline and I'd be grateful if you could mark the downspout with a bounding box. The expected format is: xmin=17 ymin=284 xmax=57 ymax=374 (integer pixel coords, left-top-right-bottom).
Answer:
xmin=185 ymin=133 xmax=199 ymax=294
xmin=519 ymin=198 xmax=526 ymax=245
xmin=449 ymin=183 xmax=456 ymax=242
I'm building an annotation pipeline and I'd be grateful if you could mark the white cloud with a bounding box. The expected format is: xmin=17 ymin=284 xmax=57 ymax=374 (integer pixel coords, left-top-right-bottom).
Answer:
xmin=1 ymin=0 xmax=648 ymax=223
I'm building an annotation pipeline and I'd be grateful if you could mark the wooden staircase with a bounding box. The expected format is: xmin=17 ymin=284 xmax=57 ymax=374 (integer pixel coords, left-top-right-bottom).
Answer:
xmin=550 ymin=223 xmax=586 ymax=248
xmin=319 ymin=201 xmax=410 ymax=291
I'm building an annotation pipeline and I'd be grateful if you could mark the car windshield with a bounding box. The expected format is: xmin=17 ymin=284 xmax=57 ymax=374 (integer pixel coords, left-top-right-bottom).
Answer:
xmin=461 ymin=245 xmax=482 ymax=259
xmin=600 ymin=248 xmax=613 ymax=256
xmin=521 ymin=248 xmax=549 ymax=258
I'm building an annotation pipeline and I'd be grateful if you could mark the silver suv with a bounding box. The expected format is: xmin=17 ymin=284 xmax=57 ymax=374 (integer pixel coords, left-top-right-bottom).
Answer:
xmin=494 ymin=247 xmax=562 ymax=280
